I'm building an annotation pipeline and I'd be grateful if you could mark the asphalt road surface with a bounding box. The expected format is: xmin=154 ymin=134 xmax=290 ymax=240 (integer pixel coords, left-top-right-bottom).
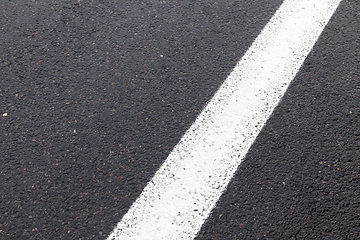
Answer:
xmin=1 ymin=0 xmax=359 ymax=239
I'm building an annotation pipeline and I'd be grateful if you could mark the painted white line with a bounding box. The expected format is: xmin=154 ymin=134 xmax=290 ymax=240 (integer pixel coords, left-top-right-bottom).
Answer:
xmin=107 ymin=0 xmax=342 ymax=239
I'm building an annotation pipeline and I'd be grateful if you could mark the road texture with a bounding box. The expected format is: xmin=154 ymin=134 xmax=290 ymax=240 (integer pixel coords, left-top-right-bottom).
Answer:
xmin=197 ymin=1 xmax=360 ymax=239
xmin=1 ymin=0 xmax=359 ymax=239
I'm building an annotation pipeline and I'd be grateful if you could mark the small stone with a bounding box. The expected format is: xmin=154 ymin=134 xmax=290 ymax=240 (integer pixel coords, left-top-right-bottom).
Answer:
xmin=3 ymin=113 xmax=7 ymax=117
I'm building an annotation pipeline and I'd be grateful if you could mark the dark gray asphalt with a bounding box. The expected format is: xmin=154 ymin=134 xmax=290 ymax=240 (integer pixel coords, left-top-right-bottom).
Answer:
xmin=197 ymin=1 xmax=360 ymax=239
xmin=1 ymin=0 xmax=359 ymax=239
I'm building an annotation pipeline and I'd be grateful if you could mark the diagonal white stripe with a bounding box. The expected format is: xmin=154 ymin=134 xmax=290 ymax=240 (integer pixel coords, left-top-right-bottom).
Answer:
xmin=107 ymin=0 xmax=342 ymax=239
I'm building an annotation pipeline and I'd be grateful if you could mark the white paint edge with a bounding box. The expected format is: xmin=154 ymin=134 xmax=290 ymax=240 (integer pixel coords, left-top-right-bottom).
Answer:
xmin=107 ymin=0 xmax=342 ymax=239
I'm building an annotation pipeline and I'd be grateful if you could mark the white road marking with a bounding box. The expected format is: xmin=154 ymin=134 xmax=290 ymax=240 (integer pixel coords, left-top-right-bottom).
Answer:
xmin=107 ymin=0 xmax=342 ymax=239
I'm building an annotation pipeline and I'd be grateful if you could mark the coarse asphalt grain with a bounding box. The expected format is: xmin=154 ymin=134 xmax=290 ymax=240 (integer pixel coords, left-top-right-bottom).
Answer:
xmin=1 ymin=0 xmax=284 ymax=239
xmin=196 ymin=0 xmax=360 ymax=239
